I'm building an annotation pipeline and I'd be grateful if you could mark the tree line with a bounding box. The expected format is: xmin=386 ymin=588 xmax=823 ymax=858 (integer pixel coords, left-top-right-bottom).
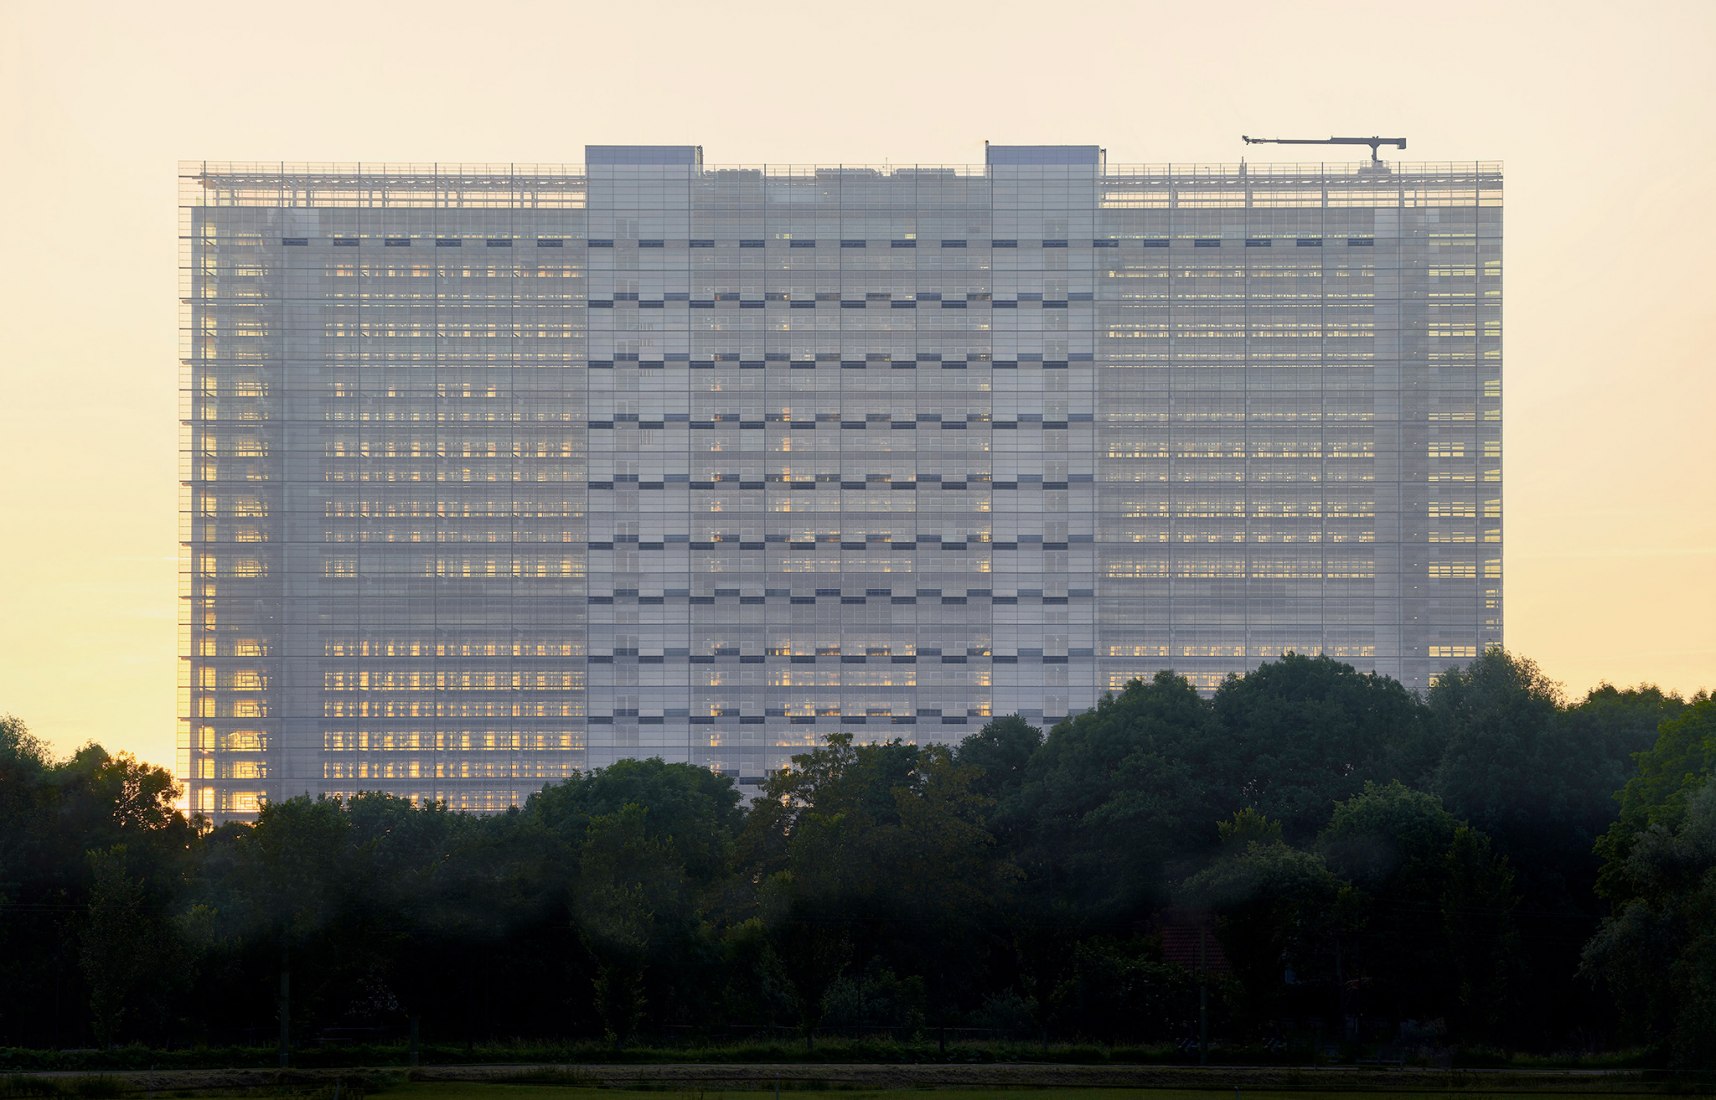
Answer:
xmin=1 ymin=650 xmax=1712 ymax=1064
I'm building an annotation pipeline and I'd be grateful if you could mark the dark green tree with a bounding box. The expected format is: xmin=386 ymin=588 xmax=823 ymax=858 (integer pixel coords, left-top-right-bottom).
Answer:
xmin=80 ymin=844 xmax=188 ymax=1046
xmin=1584 ymin=698 xmax=1716 ymax=1065
xmin=955 ymin=714 xmax=1043 ymax=808
xmin=1182 ymin=810 xmax=1345 ymax=1030
xmin=1439 ymin=824 xmax=1520 ymax=1038
xmin=238 ymin=795 xmax=352 ymax=1064
xmin=1562 ymin=684 xmax=1688 ymax=827
xmin=1212 ymin=653 xmax=1433 ymax=843
xmin=574 ymin=803 xmax=689 ymax=1046
xmin=530 ymin=756 xmax=743 ymax=886
xmin=1048 ymin=936 xmax=1196 ymax=1044
xmin=0 ymin=726 xmax=191 ymax=1047
xmin=1598 ymin=694 xmax=1716 ymax=873
xmin=1429 ymin=650 xmax=1562 ymax=838
xmin=1428 ymin=649 xmax=1611 ymax=1042
xmin=1007 ymin=672 xmax=1225 ymax=923
xmin=756 ymin=869 xmax=851 ymax=1048
xmin=532 ymin=759 xmax=743 ymax=1036
xmin=1319 ymin=780 xmax=1519 ymax=1036
xmin=744 ymin=735 xmax=1014 ymax=1049
xmin=0 ymin=716 xmax=53 ymax=1044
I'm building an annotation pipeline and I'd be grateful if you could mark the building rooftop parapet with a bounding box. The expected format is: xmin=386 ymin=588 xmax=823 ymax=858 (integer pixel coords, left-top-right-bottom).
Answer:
xmin=181 ymin=159 xmax=1500 ymax=211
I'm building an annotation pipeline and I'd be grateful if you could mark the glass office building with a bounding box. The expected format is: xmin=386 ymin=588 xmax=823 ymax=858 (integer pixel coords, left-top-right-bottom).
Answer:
xmin=179 ymin=144 xmax=1502 ymax=820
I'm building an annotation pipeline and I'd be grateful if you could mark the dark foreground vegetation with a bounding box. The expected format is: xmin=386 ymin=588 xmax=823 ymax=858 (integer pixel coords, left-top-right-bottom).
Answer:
xmin=0 ymin=1066 xmax=1700 ymax=1099
xmin=2 ymin=651 xmax=1713 ymax=1070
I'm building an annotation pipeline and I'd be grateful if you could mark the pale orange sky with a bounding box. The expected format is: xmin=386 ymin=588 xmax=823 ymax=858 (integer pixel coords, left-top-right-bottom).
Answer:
xmin=2 ymin=0 xmax=1712 ymax=772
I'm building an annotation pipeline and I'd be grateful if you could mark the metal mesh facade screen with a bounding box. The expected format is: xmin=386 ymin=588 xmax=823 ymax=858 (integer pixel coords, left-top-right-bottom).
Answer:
xmin=179 ymin=145 xmax=1502 ymax=821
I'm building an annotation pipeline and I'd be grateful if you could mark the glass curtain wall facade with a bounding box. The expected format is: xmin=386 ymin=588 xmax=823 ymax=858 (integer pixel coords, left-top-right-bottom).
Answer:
xmin=180 ymin=145 xmax=1502 ymax=821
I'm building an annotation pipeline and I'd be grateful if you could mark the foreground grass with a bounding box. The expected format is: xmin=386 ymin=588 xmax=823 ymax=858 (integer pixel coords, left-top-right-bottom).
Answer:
xmin=382 ymin=1085 xmax=1684 ymax=1100
xmin=10 ymin=1043 xmax=1216 ymax=1072
xmin=0 ymin=1042 xmax=1668 ymax=1074
xmin=5 ymin=1074 xmax=1699 ymax=1100
xmin=394 ymin=1092 xmax=1672 ymax=1100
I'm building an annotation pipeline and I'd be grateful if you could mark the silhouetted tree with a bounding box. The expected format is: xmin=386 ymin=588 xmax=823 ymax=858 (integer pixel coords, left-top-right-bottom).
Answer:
xmin=1008 ymin=672 xmax=1225 ymax=924
xmin=1585 ymin=698 xmax=1716 ymax=1065
xmin=1213 ymin=654 xmax=1433 ymax=843
xmin=1181 ymin=810 xmax=1345 ymax=1028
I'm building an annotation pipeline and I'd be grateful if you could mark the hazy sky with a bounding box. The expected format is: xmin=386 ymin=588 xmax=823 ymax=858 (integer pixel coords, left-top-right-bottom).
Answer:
xmin=2 ymin=0 xmax=1712 ymax=771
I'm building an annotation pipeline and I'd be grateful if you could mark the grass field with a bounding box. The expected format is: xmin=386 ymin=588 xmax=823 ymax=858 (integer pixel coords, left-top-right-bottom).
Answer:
xmin=374 ymin=1084 xmax=1684 ymax=1100
xmin=9 ymin=1067 xmax=1698 ymax=1100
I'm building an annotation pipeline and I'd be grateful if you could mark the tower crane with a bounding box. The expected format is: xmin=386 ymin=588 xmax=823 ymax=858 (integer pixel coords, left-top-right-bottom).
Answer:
xmin=1241 ymin=135 xmax=1407 ymax=165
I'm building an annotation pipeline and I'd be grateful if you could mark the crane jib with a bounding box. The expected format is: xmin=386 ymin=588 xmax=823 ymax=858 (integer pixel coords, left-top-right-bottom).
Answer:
xmin=1240 ymin=135 xmax=1408 ymax=163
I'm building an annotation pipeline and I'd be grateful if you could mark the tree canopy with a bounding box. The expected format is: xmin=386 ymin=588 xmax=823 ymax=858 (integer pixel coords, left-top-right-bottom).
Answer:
xmin=0 ymin=656 xmax=1704 ymax=1061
